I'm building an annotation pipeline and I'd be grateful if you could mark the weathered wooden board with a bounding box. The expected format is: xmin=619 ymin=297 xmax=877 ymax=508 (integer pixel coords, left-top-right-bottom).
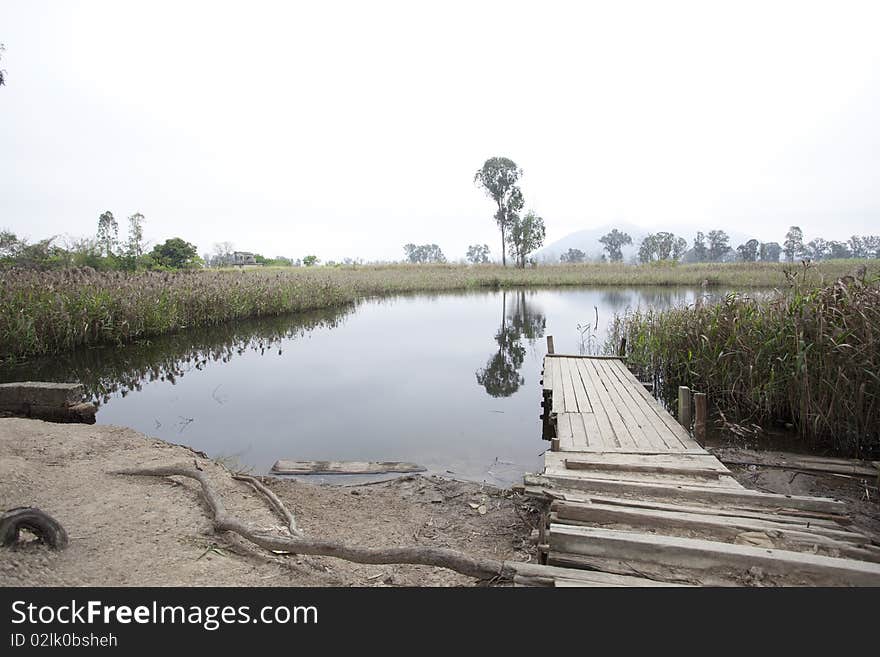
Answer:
xmin=525 ymin=473 xmax=847 ymax=515
xmin=542 ymin=463 xmax=741 ymax=489
xmin=510 ymin=562 xmax=686 ymax=587
xmin=711 ymin=448 xmax=880 ymax=478
xmin=550 ymin=501 xmax=880 ymax=560
xmin=521 ymin=485 xmax=849 ymax=527
xmin=271 ymin=460 xmax=426 ymax=475
xmin=548 ymin=524 xmax=880 ymax=586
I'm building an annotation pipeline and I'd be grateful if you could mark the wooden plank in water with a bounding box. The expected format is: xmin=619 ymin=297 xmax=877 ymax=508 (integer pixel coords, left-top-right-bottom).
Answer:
xmin=548 ymin=524 xmax=880 ymax=586
xmin=271 ymin=460 xmax=426 ymax=475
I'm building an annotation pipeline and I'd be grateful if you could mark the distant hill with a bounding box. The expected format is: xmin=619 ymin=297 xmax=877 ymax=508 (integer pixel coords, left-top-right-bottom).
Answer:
xmin=535 ymin=222 xmax=760 ymax=263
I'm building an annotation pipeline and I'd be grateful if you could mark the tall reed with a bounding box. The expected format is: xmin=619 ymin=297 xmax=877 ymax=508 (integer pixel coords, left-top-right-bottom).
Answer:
xmin=608 ymin=272 xmax=880 ymax=456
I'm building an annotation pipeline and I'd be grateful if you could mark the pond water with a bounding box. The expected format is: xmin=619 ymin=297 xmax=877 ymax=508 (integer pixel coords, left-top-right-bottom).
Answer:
xmin=1 ymin=287 xmax=712 ymax=485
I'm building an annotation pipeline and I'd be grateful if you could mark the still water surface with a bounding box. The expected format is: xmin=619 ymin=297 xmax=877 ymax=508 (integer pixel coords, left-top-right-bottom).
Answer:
xmin=1 ymin=287 xmax=710 ymax=485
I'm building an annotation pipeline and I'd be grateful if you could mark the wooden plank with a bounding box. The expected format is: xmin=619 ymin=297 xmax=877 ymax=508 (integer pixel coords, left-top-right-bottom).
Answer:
xmin=543 ymin=463 xmax=741 ymax=489
xmin=577 ymin=359 xmax=635 ymax=449
xmin=563 ymin=458 xmax=730 ymax=480
xmin=550 ymin=502 xmax=880 ymax=561
xmin=555 ymin=413 xmax=576 ymax=451
xmin=594 ymin=359 xmax=670 ymax=451
xmin=523 ymin=484 xmax=849 ymax=527
xmin=559 ymin=358 xmax=579 ymax=414
xmin=525 ymin=473 xmax=848 ymax=515
xmin=546 ymin=451 xmax=726 ymax=472
xmin=584 ymin=358 xmax=647 ymax=449
xmin=510 ymin=561 xmax=686 ymax=587
xmin=602 ymin=360 xmax=684 ymax=450
xmin=567 ymin=414 xmax=590 ymax=450
xmin=710 ymin=448 xmax=880 ymax=478
xmin=579 ymin=412 xmax=603 ymax=450
xmin=609 ymin=360 xmax=701 ymax=449
xmin=271 ymin=460 xmax=426 ymax=475
xmin=541 ymin=356 xmax=554 ymax=391
xmin=551 ymin=357 xmax=566 ymax=415
xmin=567 ymin=359 xmax=593 ymax=413
xmin=548 ymin=524 xmax=880 ymax=586
xmin=573 ymin=359 xmax=621 ymax=448
xmin=0 ymin=381 xmax=84 ymax=408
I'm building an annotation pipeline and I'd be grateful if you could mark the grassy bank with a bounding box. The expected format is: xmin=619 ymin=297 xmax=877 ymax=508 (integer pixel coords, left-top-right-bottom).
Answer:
xmin=608 ymin=275 xmax=879 ymax=457
xmin=0 ymin=260 xmax=875 ymax=362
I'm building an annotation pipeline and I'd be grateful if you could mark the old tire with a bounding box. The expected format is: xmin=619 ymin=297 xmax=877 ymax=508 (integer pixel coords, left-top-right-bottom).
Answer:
xmin=0 ymin=507 xmax=69 ymax=550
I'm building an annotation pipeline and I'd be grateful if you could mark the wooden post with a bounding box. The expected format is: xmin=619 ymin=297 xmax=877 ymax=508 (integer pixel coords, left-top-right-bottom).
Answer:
xmin=678 ymin=386 xmax=692 ymax=431
xmin=618 ymin=337 xmax=627 ymax=358
xmin=546 ymin=335 xmax=555 ymax=355
xmin=693 ymin=392 xmax=707 ymax=444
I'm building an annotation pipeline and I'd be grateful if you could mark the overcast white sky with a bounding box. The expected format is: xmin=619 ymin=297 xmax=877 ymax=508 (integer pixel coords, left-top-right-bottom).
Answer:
xmin=2 ymin=0 xmax=879 ymax=261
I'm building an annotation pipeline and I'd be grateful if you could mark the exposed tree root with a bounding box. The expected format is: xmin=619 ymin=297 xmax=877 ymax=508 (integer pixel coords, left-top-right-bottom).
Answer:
xmin=114 ymin=465 xmax=518 ymax=583
xmin=231 ymin=473 xmax=302 ymax=537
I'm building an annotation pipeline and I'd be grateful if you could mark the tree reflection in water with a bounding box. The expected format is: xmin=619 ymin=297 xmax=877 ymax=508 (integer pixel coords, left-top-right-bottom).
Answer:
xmin=476 ymin=290 xmax=546 ymax=398
xmin=0 ymin=305 xmax=353 ymax=405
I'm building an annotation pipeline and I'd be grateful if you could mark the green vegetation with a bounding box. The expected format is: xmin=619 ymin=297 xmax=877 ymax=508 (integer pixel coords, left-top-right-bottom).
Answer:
xmin=608 ymin=265 xmax=879 ymax=457
xmin=2 ymin=260 xmax=876 ymax=363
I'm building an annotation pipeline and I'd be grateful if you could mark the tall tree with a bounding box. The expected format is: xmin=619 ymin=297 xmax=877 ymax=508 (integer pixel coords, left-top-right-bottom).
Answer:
xmin=827 ymin=241 xmax=852 ymax=259
xmin=125 ymin=213 xmax=145 ymax=258
xmin=599 ymin=229 xmax=632 ymax=262
xmin=465 ymin=244 xmax=490 ymax=264
xmin=707 ymin=230 xmax=730 ymax=261
xmin=805 ymin=237 xmax=829 ymax=261
xmin=848 ymin=235 xmax=880 ymax=259
xmin=736 ymin=239 xmax=760 ymax=262
xmin=403 ymin=243 xmax=446 ymax=263
xmin=96 ymin=210 xmax=118 ymax=257
xmin=759 ymin=241 xmax=782 ymax=262
xmin=692 ymin=232 xmax=708 ymax=262
xmin=560 ymin=248 xmax=586 ymax=263
xmin=783 ymin=226 xmax=804 ymax=262
xmin=507 ymin=210 xmax=545 ymax=268
xmin=151 ymin=237 xmax=200 ymax=269
xmin=474 ymin=157 xmax=523 ymax=266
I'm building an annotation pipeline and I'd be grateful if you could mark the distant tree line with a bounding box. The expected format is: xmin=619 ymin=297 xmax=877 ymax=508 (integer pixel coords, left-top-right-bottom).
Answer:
xmin=403 ymin=243 xmax=446 ymax=264
xmin=0 ymin=211 xmax=200 ymax=271
xmin=575 ymin=225 xmax=880 ymax=265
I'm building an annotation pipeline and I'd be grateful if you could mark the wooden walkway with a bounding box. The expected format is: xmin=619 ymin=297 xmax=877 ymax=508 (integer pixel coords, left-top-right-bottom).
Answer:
xmin=517 ymin=352 xmax=880 ymax=587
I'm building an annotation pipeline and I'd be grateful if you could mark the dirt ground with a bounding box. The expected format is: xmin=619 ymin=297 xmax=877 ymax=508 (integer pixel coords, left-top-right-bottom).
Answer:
xmin=2 ymin=418 xmax=878 ymax=587
xmin=0 ymin=418 xmax=542 ymax=587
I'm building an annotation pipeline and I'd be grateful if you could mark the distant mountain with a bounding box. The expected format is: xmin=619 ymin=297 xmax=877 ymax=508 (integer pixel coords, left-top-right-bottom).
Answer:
xmin=535 ymin=222 xmax=760 ymax=263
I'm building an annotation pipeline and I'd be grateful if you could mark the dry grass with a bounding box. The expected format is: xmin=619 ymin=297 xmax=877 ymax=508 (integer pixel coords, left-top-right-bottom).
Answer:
xmin=1 ymin=260 xmax=876 ymax=362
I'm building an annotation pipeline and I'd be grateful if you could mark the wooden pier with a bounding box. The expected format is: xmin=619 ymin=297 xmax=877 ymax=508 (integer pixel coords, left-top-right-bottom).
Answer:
xmin=519 ymin=349 xmax=880 ymax=586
